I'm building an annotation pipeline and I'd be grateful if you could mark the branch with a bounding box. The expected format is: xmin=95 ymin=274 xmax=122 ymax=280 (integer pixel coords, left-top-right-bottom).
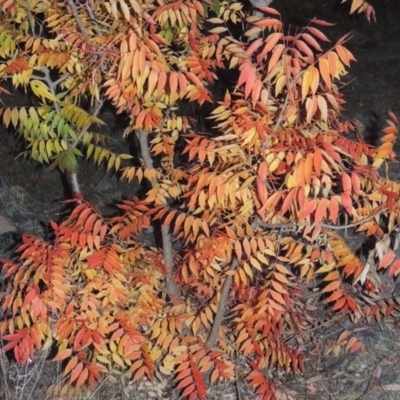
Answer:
xmin=66 ymin=0 xmax=89 ymax=41
xmin=137 ymin=129 xmax=181 ymax=301
xmin=251 ymin=206 xmax=388 ymax=233
xmin=206 ymin=258 xmax=239 ymax=347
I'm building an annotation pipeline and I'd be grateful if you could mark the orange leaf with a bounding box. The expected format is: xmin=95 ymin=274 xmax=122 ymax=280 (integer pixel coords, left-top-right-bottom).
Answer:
xmin=342 ymin=173 xmax=352 ymax=195
xmin=314 ymin=198 xmax=326 ymax=224
xmin=345 ymin=336 xmax=358 ymax=352
xmin=245 ymin=69 xmax=256 ymax=99
xmin=304 ymin=153 xmax=313 ymax=184
xmin=52 ymin=349 xmax=72 ymax=361
xmin=295 ymin=39 xmax=313 ymax=58
xmin=235 ymin=240 xmax=242 ymax=260
xmin=78 ymin=207 xmax=92 ymax=225
xmin=306 ymin=96 xmax=318 ymax=123
xmin=262 ymin=32 xmax=283 ymax=55
xmin=332 ymin=296 xmax=347 ymax=311
xmin=147 ymin=69 xmax=158 ymax=97
xmin=257 ymin=6 xmax=281 ymax=16
xmin=169 ymin=72 xmax=178 ymax=94
xmin=270 ymin=289 xmax=286 ymax=305
xmin=238 ymin=64 xmax=252 ymax=88
xmin=319 ymin=58 xmax=331 ymax=90
xmin=243 ymin=238 xmax=251 ymax=258
xmin=164 ymin=210 xmax=176 ymax=226
xmin=322 ymin=280 xmax=341 ymax=293
xmin=157 ymin=70 xmax=167 ymax=94
xmin=336 ymin=45 xmax=353 ymax=67
xmin=329 ymin=196 xmax=339 ymax=222
xmin=348 ymin=340 xmax=363 ymax=354
xmin=255 ymin=18 xmax=282 ymax=28
xmin=70 ymin=362 xmax=84 ymax=384
xmin=307 ymin=27 xmax=330 ymax=42
xmin=351 ymin=173 xmax=360 ymax=195
xmin=178 ymin=72 xmax=187 ymax=96
xmin=64 ymin=356 xmax=78 ymax=375
xmin=327 ymin=289 xmax=344 ymax=302
xmin=76 ymin=367 xmax=89 ymax=387
xmin=267 ymin=44 xmax=284 ymax=74
xmin=301 ymin=33 xmax=322 ymax=51
xmin=251 ymin=79 xmax=262 ymax=105
xmin=245 ymin=38 xmax=263 ymax=56
xmin=133 ymin=365 xmax=146 ymax=381
xmin=314 ymin=148 xmax=322 ymax=175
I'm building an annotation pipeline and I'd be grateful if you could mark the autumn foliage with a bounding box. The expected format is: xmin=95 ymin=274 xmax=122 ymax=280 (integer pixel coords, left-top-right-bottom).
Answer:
xmin=0 ymin=0 xmax=399 ymax=398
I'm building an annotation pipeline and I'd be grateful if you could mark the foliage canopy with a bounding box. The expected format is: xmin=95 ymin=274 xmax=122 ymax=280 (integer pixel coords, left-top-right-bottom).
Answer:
xmin=0 ymin=0 xmax=399 ymax=398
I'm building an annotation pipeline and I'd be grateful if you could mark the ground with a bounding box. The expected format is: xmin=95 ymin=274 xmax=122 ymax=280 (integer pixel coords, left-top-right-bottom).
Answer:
xmin=1 ymin=0 xmax=400 ymax=399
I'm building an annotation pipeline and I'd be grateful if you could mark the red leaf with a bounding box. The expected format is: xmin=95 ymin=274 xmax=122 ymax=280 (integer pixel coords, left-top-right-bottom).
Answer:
xmin=341 ymin=193 xmax=352 ymax=215
xmin=267 ymin=44 xmax=284 ymax=74
xmin=389 ymin=259 xmax=400 ymax=277
xmin=379 ymin=250 xmax=395 ymax=270
xmin=281 ymin=188 xmax=296 ymax=215
xmin=238 ymin=64 xmax=252 ymax=88
xmin=342 ymin=172 xmax=352 ymax=194
xmin=300 ymin=198 xmax=317 ymax=220
xmin=254 ymin=18 xmax=282 ymax=28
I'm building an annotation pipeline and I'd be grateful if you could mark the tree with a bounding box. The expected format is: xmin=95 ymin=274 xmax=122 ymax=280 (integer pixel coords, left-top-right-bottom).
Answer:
xmin=0 ymin=0 xmax=398 ymax=398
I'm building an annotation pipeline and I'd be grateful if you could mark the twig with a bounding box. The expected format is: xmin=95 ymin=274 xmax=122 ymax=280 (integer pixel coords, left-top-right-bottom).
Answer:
xmin=252 ymin=207 xmax=387 ymax=233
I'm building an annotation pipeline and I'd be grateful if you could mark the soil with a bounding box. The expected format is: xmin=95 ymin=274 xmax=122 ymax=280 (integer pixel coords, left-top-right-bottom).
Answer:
xmin=1 ymin=0 xmax=400 ymax=399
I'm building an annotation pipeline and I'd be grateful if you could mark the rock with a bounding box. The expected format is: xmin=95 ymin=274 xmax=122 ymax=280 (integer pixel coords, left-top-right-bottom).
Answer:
xmin=0 ymin=215 xmax=16 ymax=235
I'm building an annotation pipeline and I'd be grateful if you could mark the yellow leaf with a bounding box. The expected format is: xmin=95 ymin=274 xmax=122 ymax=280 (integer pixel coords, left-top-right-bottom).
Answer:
xmin=301 ymin=70 xmax=310 ymax=100
xmin=250 ymin=257 xmax=262 ymax=272
xmin=209 ymin=27 xmax=228 ymax=34
xmin=30 ymin=79 xmax=59 ymax=102
xmin=112 ymin=353 xmax=125 ymax=368
xmin=119 ymin=0 xmax=131 ymax=22
xmin=96 ymin=355 xmax=110 ymax=364
xmin=128 ymin=0 xmax=141 ymax=13
xmin=11 ymin=107 xmax=19 ymax=128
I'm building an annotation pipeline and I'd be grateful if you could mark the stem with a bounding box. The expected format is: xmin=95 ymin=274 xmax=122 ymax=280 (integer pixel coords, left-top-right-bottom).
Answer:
xmin=206 ymin=258 xmax=239 ymax=347
xmin=137 ymin=129 xmax=180 ymax=300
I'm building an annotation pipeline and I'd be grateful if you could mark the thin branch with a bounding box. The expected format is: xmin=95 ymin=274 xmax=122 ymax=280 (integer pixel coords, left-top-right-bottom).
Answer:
xmin=66 ymin=0 xmax=89 ymax=41
xmin=251 ymin=207 xmax=387 ymax=233
xmin=206 ymin=258 xmax=239 ymax=347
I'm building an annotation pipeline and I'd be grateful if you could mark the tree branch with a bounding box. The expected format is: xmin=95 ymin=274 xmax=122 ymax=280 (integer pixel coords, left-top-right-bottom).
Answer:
xmin=137 ymin=129 xmax=181 ymax=301
xmin=66 ymin=0 xmax=89 ymax=41
xmin=206 ymin=258 xmax=239 ymax=347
